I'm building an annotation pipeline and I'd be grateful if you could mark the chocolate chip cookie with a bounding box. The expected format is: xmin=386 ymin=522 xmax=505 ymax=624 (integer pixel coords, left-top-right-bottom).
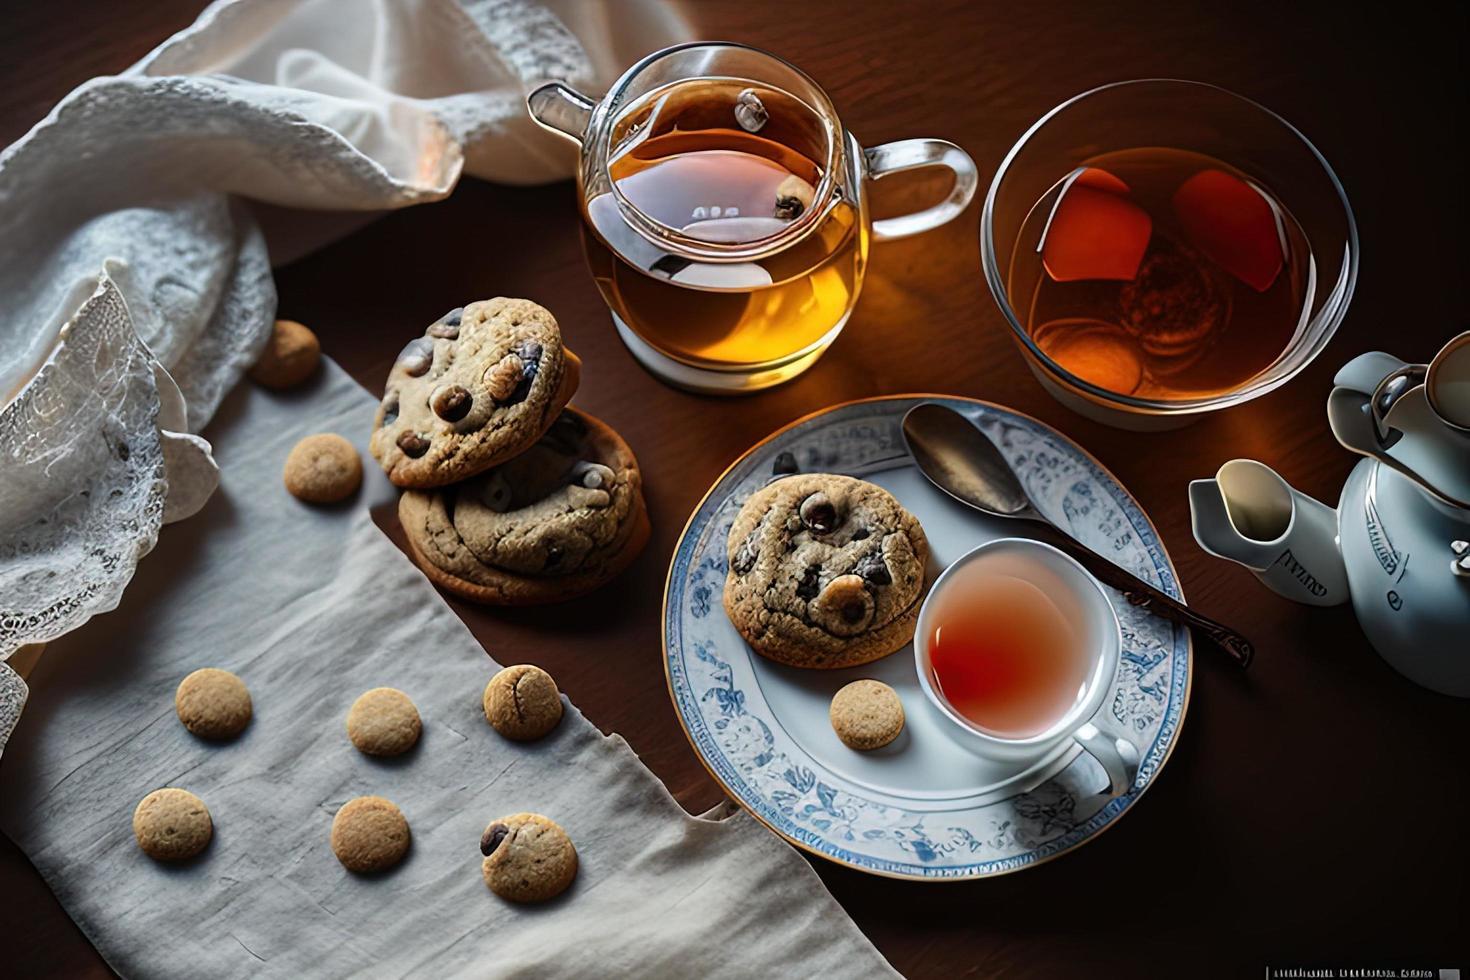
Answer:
xmin=723 ymin=474 xmax=929 ymax=668
xmin=398 ymin=408 xmax=649 ymax=604
xmin=369 ymin=298 xmax=580 ymax=488
xmin=480 ymin=813 xmax=577 ymax=903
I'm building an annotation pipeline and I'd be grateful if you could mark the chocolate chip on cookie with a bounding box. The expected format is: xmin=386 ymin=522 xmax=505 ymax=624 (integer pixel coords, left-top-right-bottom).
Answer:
xmin=284 ymin=433 xmax=362 ymax=504
xmin=480 ymin=813 xmax=577 ymax=903
xmin=830 ymin=679 xmax=905 ymax=750
xmin=175 ymin=668 xmax=252 ymax=740
xmin=249 ymin=319 xmax=320 ymax=389
xmin=346 ymin=688 xmax=421 ymax=757
xmin=331 ymin=796 xmax=411 ymax=873
xmin=369 ymin=298 xmax=581 ymax=489
xmin=723 ymin=474 xmax=930 ymax=669
xmin=397 ymin=408 xmax=650 ymax=605
xmin=133 ymin=788 xmax=212 ymax=862
xmin=483 ymin=665 xmax=563 ymax=741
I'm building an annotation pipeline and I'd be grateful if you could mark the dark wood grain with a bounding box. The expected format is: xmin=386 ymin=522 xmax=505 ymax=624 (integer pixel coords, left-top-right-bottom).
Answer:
xmin=2 ymin=1 xmax=1465 ymax=977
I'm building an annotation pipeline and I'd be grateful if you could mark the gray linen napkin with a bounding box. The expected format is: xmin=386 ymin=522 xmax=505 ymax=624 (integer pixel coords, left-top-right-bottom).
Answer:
xmin=0 ymin=360 xmax=897 ymax=979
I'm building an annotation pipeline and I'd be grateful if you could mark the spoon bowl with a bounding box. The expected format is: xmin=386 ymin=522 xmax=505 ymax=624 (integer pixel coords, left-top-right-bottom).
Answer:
xmin=901 ymin=402 xmax=1035 ymax=518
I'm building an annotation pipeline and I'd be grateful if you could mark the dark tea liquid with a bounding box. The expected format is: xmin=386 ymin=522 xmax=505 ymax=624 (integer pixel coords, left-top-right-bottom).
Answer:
xmin=927 ymin=570 xmax=1088 ymax=739
xmin=1008 ymin=147 xmax=1310 ymax=400
xmin=582 ymin=78 xmax=866 ymax=368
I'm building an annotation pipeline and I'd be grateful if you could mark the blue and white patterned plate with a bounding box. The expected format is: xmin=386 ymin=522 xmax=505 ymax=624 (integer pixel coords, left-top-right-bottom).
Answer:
xmin=663 ymin=396 xmax=1192 ymax=880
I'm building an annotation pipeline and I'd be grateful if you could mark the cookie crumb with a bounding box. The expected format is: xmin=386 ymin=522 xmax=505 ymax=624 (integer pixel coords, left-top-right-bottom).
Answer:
xmin=249 ymin=319 xmax=320 ymax=389
xmin=175 ymin=668 xmax=252 ymax=740
xmin=331 ymin=796 xmax=410 ymax=873
xmin=483 ymin=665 xmax=562 ymax=741
xmin=830 ymin=679 xmax=905 ymax=750
xmin=133 ymin=788 xmax=212 ymax=862
xmin=283 ymin=433 xmax=362 ymax=504
xmin=346 ymin=687 xmax=421 ymax=757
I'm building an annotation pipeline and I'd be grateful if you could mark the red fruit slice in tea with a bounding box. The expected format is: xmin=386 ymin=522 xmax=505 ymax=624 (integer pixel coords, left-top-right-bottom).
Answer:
xmin=1171 ymin=169 xmax=1284 ymax=292
xmin=1041 ymin=169 xmax=1152 ymax=283
xmin=1072 ymin=167 xmax=1130 ymax=195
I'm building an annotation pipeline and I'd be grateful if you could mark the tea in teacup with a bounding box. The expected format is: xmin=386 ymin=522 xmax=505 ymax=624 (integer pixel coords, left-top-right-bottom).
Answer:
xmin=924 ymin=552 xmax=1091 ymax=739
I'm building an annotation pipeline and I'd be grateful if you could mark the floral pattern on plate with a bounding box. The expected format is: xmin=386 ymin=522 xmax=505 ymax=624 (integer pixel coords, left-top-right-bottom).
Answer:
xmin=665 ymin=396 xmax=1190 ymax=879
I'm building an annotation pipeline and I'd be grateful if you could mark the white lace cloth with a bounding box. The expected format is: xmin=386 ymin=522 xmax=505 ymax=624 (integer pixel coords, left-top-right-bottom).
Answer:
xmin=0 ymin=0 xmax=688 ymax=752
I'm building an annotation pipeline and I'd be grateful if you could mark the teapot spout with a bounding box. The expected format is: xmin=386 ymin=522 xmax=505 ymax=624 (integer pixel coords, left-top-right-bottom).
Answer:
xmin=526 ymin=82 xmax=595 ymax=146
xmin=1188 ymin=459 xmax=1348 ymax=607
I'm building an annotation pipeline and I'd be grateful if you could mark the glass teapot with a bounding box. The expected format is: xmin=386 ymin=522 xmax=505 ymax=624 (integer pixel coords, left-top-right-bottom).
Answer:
xmin=528 ymin=42 xmax=978 ymax=394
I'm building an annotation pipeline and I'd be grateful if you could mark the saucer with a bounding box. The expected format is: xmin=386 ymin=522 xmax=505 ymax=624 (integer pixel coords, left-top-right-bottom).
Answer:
xmin=663 ymin=395 xmax=1192 ymax=880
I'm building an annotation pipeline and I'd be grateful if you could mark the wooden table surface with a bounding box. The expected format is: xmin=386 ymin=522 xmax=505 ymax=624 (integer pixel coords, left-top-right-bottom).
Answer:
xmin=2 ymin=1 xmax=1465 ymax=976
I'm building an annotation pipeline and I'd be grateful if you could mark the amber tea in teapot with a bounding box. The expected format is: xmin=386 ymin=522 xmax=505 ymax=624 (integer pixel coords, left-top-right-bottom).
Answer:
xmin=1009 ymin=147 xmax=1311 ymax=399
xmin=582 ymin=78 xmax=866 ymax=372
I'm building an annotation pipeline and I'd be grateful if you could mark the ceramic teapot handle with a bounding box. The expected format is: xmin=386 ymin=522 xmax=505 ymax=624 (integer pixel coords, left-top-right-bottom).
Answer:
xmin=1327 ymin=351 xmax=1470 ymax=510
xmin=1327 ymin=350 xmax=1413 ymax=453
xmin=863 ymin=139 xmax=978 ymax=242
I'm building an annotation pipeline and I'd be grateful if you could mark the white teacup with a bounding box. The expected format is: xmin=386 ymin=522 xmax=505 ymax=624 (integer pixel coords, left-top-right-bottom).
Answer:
xmin=914 ymin=538 xmax=1140 ymax=797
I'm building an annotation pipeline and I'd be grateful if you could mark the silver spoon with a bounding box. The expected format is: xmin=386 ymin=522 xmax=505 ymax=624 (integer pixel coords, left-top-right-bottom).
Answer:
xmin=902 ymin=403 xmax=1254 ymax=669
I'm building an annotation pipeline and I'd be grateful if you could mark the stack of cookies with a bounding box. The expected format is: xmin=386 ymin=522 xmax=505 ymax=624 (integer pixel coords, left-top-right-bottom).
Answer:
xmin=369 ymin=298 xmax=649 ymax=604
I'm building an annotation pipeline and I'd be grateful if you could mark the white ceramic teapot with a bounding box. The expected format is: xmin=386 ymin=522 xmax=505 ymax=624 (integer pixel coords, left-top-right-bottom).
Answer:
xmin=1188 ymin=333 xmax=1470 ymax=696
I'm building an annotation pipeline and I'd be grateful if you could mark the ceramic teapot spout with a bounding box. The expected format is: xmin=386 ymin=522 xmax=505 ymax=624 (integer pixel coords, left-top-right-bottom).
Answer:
xmin=1188 ymin=459 xmax=1349 ymax=607
xmin=526 ymin=82 xmax=595 ymax=145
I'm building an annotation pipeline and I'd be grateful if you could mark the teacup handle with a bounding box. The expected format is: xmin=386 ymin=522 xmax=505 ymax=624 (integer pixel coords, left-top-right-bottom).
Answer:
xmin=1074 ymin=723 xmax=1140 ymax=798
xmin=864 ymin=139 xmax=978 ymax=242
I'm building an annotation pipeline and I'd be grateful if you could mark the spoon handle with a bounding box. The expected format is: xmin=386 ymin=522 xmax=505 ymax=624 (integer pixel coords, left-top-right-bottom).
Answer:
xmin=1029 ymin=523 xmax=1255 ymax=669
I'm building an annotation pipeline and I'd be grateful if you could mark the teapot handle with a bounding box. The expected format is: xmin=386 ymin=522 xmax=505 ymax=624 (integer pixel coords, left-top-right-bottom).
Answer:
xmin=1328 ymin=351 xmax=1470 ymax=510
xmin=526 ymin=82 xmax=595 ymax=145
xmin=1327 ymin=351 xmax=1411 ymax=456
xmin=864 ymin=139 xmax=978 ymax=242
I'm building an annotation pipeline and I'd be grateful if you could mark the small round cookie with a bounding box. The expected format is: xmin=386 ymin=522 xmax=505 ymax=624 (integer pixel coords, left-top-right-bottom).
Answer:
xmin=724 ymin=474 xmax=930 ymax=669
xmin=398 ymin=409 xmax=650 ymax=605
xmin=369 ymin=298 xmax=581 ymax=489
xmin=284 ymin=433 xmax=362 ymax=504
xmin=133 ymin=788 xmax=212 ymax=862
xmin=346 ymin=688 xmax=422 ymax=757
xmin=830 ymin=679 xmax=905 ymax=750
xmin=249 ymin=319 xmax=320 ymax=389
xmin=480 ymin=813 xmax=577 ymax=903
xmin=175 ymin=668 xmax=252 ymax=740
xmin=483 ymin=665 xmax=563 ymax=741
xmin=331 ymin=796 xmax=410 ymax=873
